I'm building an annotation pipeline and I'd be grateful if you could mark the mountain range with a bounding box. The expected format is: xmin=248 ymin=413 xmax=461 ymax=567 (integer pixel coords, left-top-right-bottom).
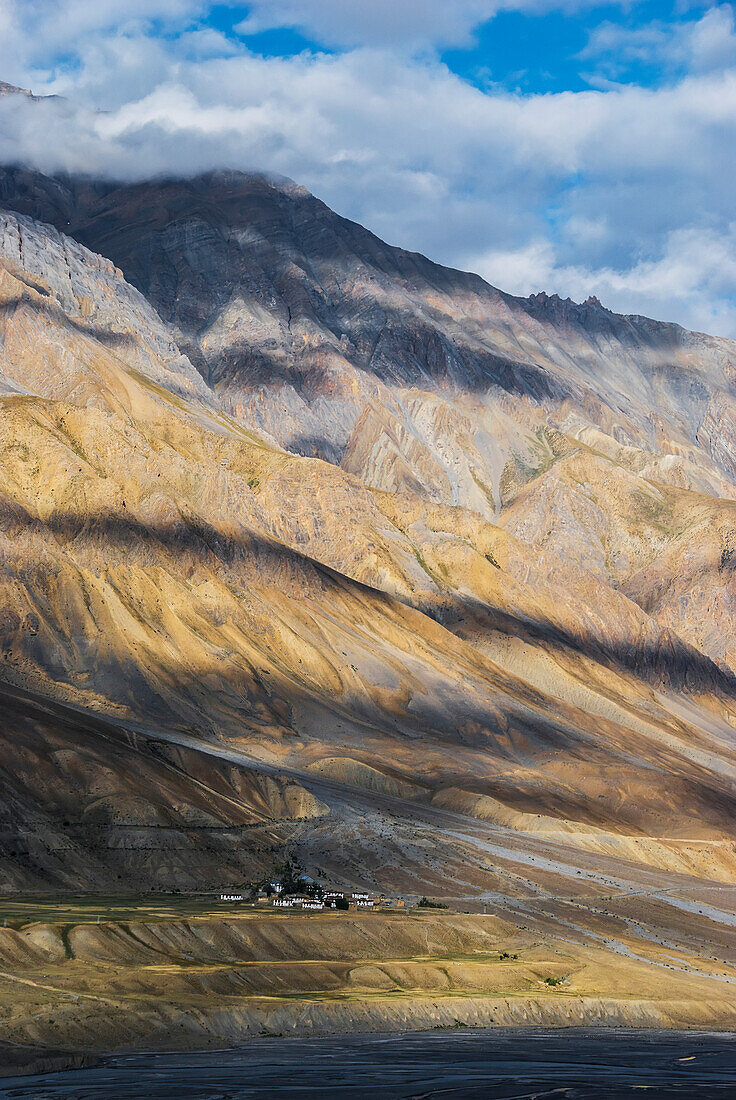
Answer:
xmin=0 ymin=152 xmax=734 ymax=901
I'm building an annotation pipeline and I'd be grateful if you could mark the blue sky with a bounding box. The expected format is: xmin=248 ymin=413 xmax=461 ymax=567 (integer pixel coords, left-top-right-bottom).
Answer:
xmin=443 ymin=2 xmax=711 ymax=91
xmin=214 ymin=1 xmax=714 ymax=93
xmin=0 ymin=0 xmax=734 ymax=335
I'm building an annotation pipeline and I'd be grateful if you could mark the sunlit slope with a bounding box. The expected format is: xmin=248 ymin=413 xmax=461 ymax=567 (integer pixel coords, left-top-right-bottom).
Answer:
xmin=0 ymin=209 xmax=735 ymax=890
xmin=3 ymin=168 xmax=735 ymax=683
xmin=3 ymin=169 xmax=736 ymax=495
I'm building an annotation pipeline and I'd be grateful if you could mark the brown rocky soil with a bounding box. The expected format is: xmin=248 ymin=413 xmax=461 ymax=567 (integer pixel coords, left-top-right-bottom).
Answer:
xmin=0 ymin=897 xmax=735 ymax=1068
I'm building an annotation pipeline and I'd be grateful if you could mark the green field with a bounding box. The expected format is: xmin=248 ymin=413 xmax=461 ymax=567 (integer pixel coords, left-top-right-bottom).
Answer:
xmin=0 ymin=894 xmax=269 ymax=925
xmin=0 ymin=895 xmax=408 ymax=927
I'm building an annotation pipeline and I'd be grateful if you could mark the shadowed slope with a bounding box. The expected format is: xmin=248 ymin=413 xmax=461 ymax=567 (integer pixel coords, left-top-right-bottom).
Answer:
xmin=2 ymin=168 xmax=736 ymax=688
xmin=0 ymin=207 xmax=734 ymax=892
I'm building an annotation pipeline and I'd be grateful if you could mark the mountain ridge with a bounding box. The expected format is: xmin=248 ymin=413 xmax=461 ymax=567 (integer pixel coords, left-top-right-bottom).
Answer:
xmin=0 ymin=168 xmax=734 ymax=903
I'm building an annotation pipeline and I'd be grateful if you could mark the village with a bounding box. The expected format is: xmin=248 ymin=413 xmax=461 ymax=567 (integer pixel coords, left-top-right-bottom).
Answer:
xmin=219 ymin=880 xmax=432 ymax=913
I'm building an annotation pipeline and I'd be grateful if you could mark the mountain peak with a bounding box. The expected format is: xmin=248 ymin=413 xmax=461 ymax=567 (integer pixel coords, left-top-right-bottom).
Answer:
xmin=0 ymin=80 xmax=42 ymax=100
xmin=527 ymin=290 xmax=610 ymax=313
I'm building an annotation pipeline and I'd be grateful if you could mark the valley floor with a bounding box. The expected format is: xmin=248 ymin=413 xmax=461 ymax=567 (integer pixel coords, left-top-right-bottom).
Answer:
xmin=5 ymin=1029 xmax=736 ymax=1098
xmin=0 ymin=888 xmax=735 ymax=1076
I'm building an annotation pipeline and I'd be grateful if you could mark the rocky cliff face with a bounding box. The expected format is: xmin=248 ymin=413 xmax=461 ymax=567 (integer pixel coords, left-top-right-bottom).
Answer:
xmin=0 ymin=170 xmax=736 ymax=894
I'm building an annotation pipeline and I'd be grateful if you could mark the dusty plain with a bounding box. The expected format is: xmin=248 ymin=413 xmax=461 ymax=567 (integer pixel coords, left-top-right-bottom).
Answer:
xmin=1 ymin=788 xmax=736 ymax=1072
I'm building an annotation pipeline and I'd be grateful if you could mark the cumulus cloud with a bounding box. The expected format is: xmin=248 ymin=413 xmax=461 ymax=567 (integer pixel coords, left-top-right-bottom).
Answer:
xmin=0 ymin=0 xmax=214 ymax=95
xmin=235 ymin=0 xmax=614 ymax=51
xmin=0 ymin=0 xmax=599 ymax=82
xmin=0 ymin=1 xmax=733 ymax=335
xmin=580 ymin=4 xmax=736 ymax=81
xmin=235 ymin=0 xmax=496 ymax=51
xmin=0 ymin=0 xmax=203 ymax=48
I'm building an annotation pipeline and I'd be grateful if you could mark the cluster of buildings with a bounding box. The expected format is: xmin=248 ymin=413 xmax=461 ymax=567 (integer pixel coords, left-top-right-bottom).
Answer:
xmin=272 ymin=895 xmax=325 ymax=909
xmin=220 ymin=882 xmax=408 ymax=912
xmin=269 ymin=890 xmax=401 ymax=910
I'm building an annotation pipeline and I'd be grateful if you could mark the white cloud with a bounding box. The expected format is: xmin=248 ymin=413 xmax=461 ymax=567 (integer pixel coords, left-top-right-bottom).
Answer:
xmin=0 ymin=2 xmax=734 ymax=336
xmin=0 ymin=0 xmax=208 ymax=90
xmin=580 ymin=4 xmax=736 ymax=80
xmin=235 ymin=0 xmax=494 ymax=50
xmin=235 ymin=0 xmax=613 ymax=51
